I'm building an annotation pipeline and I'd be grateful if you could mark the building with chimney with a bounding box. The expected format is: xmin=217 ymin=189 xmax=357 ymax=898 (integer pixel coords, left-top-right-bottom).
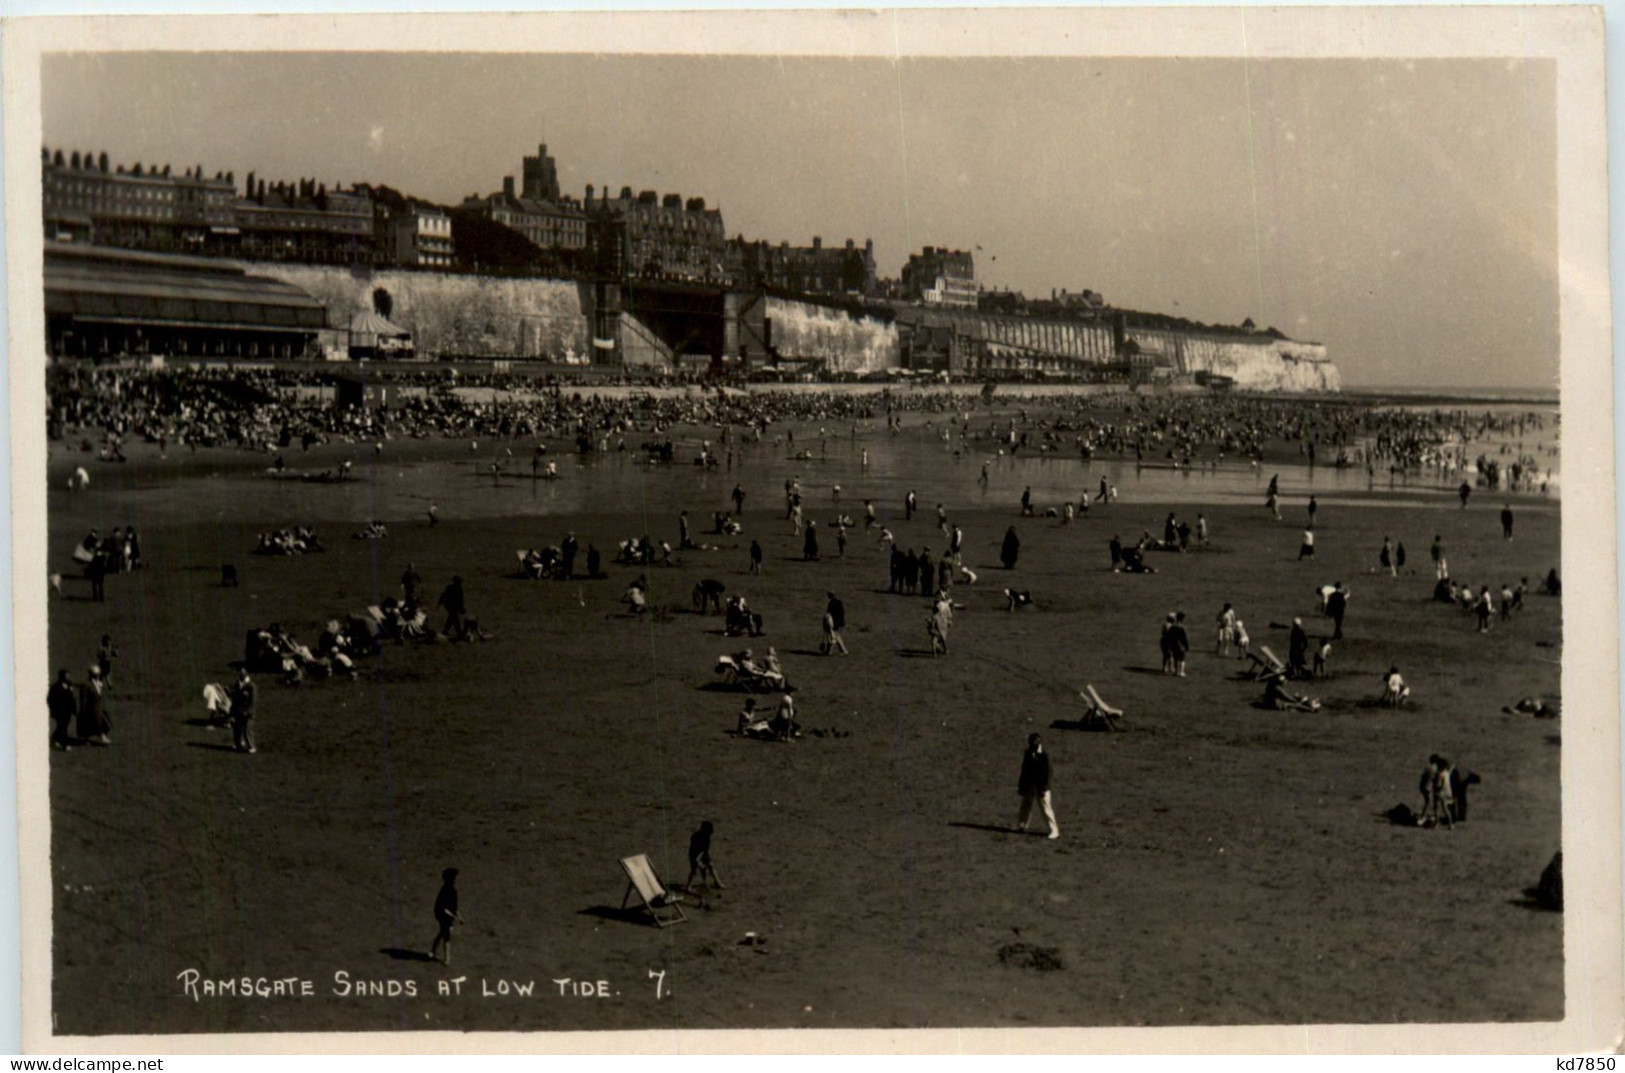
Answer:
xmin=726 ymin=235 xmax=877 ymax=297
xmin=41 ymin=147 xmax=236 ymax=254
xmin=233 ymin=177 xmax=375 ymax=264
xmin=900 ymin=246 xmax=976 ymax=308
xmin=583 ymin=185 xmax=727 ymax=284
xmin=42 ymin=148 xmax=377 ymax=263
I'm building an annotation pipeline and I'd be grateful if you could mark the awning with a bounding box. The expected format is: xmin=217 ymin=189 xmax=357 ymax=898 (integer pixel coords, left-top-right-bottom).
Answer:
xmin=348 ymin=309 xmax=411 ymax=337
xmin=45 ymin=245 xmax=329 ymax=332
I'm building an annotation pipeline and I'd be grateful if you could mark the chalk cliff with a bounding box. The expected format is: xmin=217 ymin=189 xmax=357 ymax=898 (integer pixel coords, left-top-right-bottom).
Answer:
xmin=764 ymin=296 xmax=898 ymax=374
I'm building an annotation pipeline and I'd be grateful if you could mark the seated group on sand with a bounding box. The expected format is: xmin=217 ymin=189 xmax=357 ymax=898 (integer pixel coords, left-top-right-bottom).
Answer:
xmin=734 ymin=694 xmax=800 ymax=741
xmin=254 ymin=527 xmax=323 ymax=556
xmin=243 ymin=621 xmax=359 ymax=684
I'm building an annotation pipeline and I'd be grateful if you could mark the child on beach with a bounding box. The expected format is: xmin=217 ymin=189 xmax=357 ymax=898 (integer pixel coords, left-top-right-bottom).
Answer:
xmin=430 ymin=868 xmax=462 ymax=964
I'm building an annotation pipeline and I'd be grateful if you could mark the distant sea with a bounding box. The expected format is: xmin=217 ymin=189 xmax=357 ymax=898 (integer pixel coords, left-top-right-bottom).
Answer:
xmin=1343 ymin=384 xmax=1560 ymax=406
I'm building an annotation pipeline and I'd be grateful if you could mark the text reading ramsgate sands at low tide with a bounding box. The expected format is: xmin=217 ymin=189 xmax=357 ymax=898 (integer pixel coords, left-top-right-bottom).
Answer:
xmin=176 ymin=969 xmax=657 ymax=1002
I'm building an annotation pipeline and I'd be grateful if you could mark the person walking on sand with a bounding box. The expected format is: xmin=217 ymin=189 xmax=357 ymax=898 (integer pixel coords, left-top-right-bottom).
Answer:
xmin=1216 ymin=603 xmax=1237 ymax=655
xmin=78 ymin=665 xmax=111 ymax=746
xmin=229 ymin=667 xmax=255 ymax=754
xmin=822 ymin=592 xmax=849 ymax=655
xmin=97 ymin=634 xmax=118 ymax=684
xmin=1001 ymin=526 xmax=1021 ymax=569
xmin=927 ymin=598 xmax=951 ymax=656
xmin=732 ymin=484 xmax=746 ymax=515
xmin=1458 ymin=481 xmax=1472 ymax=509
xmin=1167 ymin=612 xmax=1190 ymax=677
xmin=48 ymin=668 xmax=77 ymax=750
xmin=1020 ymin=487 xmax=1034 ymax=517
xmin=401 ymin=563 xmax=422 ymax=605
xmin=429 ymin=867 xmax=463 ymax=964
xmin=748 ymin=538 xmax=763 ymax=575
xmin=1327 ymin=582 xmax=1349 ymax=640
xmin=1016 ymin=734 xmax=1059 ymax=839
xmin=1380 ymin=537 xmax=1395 ymax=576
xmin=1475 ymin=586 xmax=1495 ymax=632
xmin=438 ymin=576 xmax=467 ymax=640
xmin=1289 ymin=618 xmax=1310 ymax=678
xmin=686 ymin=821 xmax=723 ymax=901
xmin=1307 ymin=496 xmax=1318 ymax=528
xmin=1297 ymin=527 xmax=1315 ymax=561
xmin=1501 ymin=503 xmax=1515 ymax=540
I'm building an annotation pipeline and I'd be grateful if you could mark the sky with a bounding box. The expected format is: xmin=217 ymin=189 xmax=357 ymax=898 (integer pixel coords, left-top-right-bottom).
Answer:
xmin=41 ymin=52 xmax=1559 ymax=389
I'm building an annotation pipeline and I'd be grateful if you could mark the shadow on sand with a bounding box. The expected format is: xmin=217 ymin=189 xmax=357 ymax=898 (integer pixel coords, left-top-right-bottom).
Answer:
xmin=578 ymin=905 xmax=659 ymax=928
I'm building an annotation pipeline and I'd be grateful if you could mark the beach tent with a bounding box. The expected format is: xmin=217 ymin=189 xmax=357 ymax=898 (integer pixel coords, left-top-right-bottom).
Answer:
xmin=347 ymin=309 xmax=414 ymax=361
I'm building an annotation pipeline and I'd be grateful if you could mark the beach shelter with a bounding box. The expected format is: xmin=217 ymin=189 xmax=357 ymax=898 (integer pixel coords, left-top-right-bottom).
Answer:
xmin=347 ymin=309 xmax=415 ymax=361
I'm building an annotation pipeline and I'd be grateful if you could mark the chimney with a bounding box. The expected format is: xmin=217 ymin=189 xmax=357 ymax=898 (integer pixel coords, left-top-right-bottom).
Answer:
xmin=503 ymin=176 xmax=515 ymax=198
xmin=585 ymin=183 xmax=595 ymax=203
xmin=845 ymin=238 xmax=854 ymax=251
xmin=812 ymin=236 xmax=822 ymax=251
xmin=866 ymin=239 xmax=873 ymax=253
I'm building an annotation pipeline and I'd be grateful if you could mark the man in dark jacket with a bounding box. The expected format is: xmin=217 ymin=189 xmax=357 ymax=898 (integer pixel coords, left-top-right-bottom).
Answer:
xmin=400 ymin=564 xmax=422 ymax=605
xmin=1449 ymin=765 xmax=1482 ymax=822
xmin=1326 ymin=583 xmax=1348 ymax=640
xmin=825 ymin=592 xmax=846 ymax=633
xmin=560 ymin=534 xmax=579 ymax=578
xmin=48 ymin=669 xmax=77 ymax=749
xmin=230 ymin=668 xmax=256 ymax=754
xmin=438 ymin=576 xmax=467 ymax=640
xmin=1016 ymin=733 xmax=1059 ymax=839
xmin=1288 ymin=618 xmax=1310 ymax=678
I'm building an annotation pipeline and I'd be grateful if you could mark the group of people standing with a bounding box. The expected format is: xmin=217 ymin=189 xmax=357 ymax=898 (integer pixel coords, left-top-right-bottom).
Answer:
xmin=75 ymin=525 xmax=142 ymax=602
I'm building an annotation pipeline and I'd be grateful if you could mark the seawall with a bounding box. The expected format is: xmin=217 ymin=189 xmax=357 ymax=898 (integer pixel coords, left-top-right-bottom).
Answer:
xmin=244 ymin=262 xmax=1338 ymax=391
xmin=246 ymin=262 xmax=591 ymax=360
